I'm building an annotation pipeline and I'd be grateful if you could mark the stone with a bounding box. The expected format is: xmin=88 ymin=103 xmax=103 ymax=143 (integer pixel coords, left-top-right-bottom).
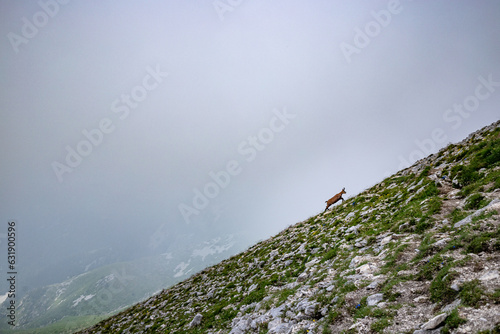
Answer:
xmin=189 ymin=313 xmax=203 ymax=327
xmin=422 ymin=313 xmax=447 ymax=330
xmin=366 ymin=281 xmax=379 ymax=289
xmin=479 ymin=270 xmax=499 ymax=281
xmin=297 ymin=272 xmax=308 ymax=282
xmin=441 ymin=299 xmax=461 ymax=313
xmin=311 ymin=247 xmax=321 ymax=254
xmin=367 ymin=293 xmax=384 ymax=306
xmin=267 ymin=317 xmax=282 ymax=330
xmin=432 ymin=238 xmax=450 ymax=248
xmin=305 ymin=258 xmax=320 ymax=268
xmin=345 ymin=212 xmax=356 ymax=221
xmin=269 ymin=323 xmax=290 ymax=334
xmin=230 ymin=318 xmax=251 ymax=333
xmin=268 ymin=304 xmax=285 ymax=318
xmin=304 ymin=303 xmax=318 ymax=317
xmin=413 ymin=328 xmax=442 ymax=334
xmin=346 ymin=224 xmax=360 ymax=234
xmin=350 ymin=255 xmax=364 ymax=268
xmin=357 ymin=263 xmax=378 ymax=275
xmin=297 ymin=243 xmax=307 ymax=254
xmin=399 ymin=222 xmax=410 ymax=231
xmin=380 ymin=236 xmax=393 ymax=246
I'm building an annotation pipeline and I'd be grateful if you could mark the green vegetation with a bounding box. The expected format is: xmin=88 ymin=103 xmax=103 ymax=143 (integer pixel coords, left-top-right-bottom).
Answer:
xmin=429 ymin=264 xmax=458 ymax=304
xmin=464 ymin=194 xmax=489 ymax=210
xmin=460 ymin=279 xmax=484 ymax=307
xmin=441 ymin=308 xmax=467 ymax=334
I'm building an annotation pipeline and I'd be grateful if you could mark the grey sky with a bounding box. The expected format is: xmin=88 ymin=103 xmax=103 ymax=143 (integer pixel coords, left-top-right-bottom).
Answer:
xmin=1 ymin=0 xmax=499 ymax=292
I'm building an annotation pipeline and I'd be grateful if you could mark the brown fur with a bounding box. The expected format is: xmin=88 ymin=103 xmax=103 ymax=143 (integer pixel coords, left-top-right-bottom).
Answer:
xmin=324 ymin=187 xmax=346 ymax=212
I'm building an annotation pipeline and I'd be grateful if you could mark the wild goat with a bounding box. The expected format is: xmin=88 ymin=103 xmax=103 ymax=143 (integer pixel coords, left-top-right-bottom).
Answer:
xmin=324 ymin=187 xmax=346 ymax=212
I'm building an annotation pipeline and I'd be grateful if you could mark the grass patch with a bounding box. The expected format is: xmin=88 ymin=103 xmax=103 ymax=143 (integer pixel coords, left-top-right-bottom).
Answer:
xmin=441 ymin=308 xmax=467 ymax=334
xmin=448 ymin=208 xmax=468 ymax=224
xmin=464 ymin=194 xmax=489 ymax=210
xmin=460 ymin=279 xmax=483 ymax=307
xmin=415 ymin=219 xmax=433 ymax=234
xmin=371 ymin=317 xmax=391 ymax=333
xmin=241 ymin=285 xmax=266 ymax=305
xmin=427 ymin=197 xmax=443 ymax=215
xmin=429 ymin=265 xmax=458 ymax=304
xmin=323 ymin=248 xmax=338 ymax=262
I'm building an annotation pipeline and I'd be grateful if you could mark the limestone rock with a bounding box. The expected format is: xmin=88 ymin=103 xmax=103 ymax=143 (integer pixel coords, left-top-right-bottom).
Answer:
xmin=189 ymin=313 xmax=203 ymax=328
xmin=367 ymin=293 xmax=384 ymax=306
xmin=479 ymin=270 xmax=499 ymax=281
xmin=422 ymin=313 xmax=447 ymax=330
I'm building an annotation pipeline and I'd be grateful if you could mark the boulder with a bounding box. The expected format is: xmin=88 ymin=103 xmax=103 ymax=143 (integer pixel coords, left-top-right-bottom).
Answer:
xmin=367 ymin=293 xmax=384 ymax=306
xmin=189 ymin=313 xmax=203 ymax=327
xmin=422 ymin=313 xmax=447 ymax=330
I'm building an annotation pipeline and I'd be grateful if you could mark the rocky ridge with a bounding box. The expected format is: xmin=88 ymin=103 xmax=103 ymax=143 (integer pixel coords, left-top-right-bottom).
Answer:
xmin=79 ymin=120 xmax=500 ymax=334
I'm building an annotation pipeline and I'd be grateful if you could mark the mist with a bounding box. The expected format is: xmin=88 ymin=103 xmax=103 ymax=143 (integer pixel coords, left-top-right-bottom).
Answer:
xmin=1 ymin=0 xmax=499 ymax=297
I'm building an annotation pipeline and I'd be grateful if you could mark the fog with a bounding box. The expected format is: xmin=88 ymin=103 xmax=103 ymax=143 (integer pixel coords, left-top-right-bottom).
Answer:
xmin=1 ymin=0 xmax=499 ymax=295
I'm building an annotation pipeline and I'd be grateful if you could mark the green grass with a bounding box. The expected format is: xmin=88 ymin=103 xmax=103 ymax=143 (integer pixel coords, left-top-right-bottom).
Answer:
xmin=441 ymin=308 xmax=467 ymax=334
xmin=371 ymin=317 xmax=391 ymax=333
xmin=448 ymin=208 xmax=468 ymax=224
xmin=464 ymin=194 xmax=489 ymax=210
xmin=429 ymin=264 xmax=458 ymax=304
xmin=460 ymin=279 xmax=483 ymax=307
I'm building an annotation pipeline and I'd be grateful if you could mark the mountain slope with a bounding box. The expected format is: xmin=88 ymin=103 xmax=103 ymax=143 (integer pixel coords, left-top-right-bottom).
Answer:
xmin=0 ymin=234 xmax=252 ymax=333
xmin=79 ymin=120 xmax=500 ymax=334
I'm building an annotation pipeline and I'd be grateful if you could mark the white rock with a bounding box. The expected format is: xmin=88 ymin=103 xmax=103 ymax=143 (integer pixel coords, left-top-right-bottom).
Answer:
xmin=297 ymin=272 xmax=308 ymax=282
xmin=267 ymin=317 xmax=282 ymax=330
xmin=479 ymin=270 xmax=499 ymax=281
xmin=367 ymin=293 xmax=384 ymax=306
xmin=189 ymin=313 xmax=203 ymax=327
xmin=441 ymin=299 xmax=461 ymax=313
xmin=380 ymin=236 xmax=393 ymax=246
xmin=346 ymin=224 xmax=360 ymax=234
xmin=357 ymin=263 xmax=378 ymax=275
xmin=432 ymin=238 xmax=451 ymax=248
xmin=422 ymin=313 xmax=447 ymax=330
xmin=454 ymin=199 xmax=500 ymax=228
xmin=305 ymin=258 xmax=320 ymax=268
xmin=269 ymin=323 xmax=290 ymax=334
xmin=345 ymin=212 xmax=356 ymax=221
xmin=350 ymin=256 xmax=364 ymax=268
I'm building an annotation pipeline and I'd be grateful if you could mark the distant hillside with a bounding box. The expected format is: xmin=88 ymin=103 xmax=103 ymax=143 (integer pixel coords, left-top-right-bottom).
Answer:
xmin=0 ymin=234 xmax=252 ymax=333
xmin=76 ymin=120 xmax=499 ymax=333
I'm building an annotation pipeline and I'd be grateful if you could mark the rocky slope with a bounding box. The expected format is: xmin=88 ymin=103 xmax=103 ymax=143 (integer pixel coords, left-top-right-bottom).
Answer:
xmin=79 ymin=120 xmax=500 ymax=334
